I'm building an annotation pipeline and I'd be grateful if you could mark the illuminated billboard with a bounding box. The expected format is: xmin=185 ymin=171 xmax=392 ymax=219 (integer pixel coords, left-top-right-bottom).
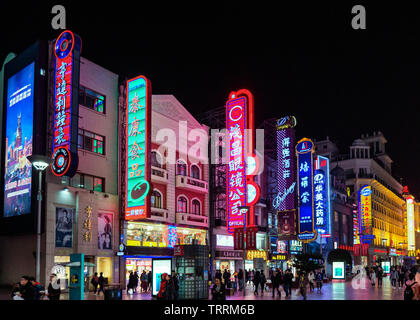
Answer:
xmin=296 ymin=138 xmax=316 ymax=242
xmin=407 ymin=197 xmax=415 ymax=252
xmin=125 ymin=75 xmax=151 ymax=220
xmin=3 ymin=62 xmax=34 ymax=217
xmin=225 ymin=89 xmax=260 ymax=234
xmin=51 ymin=30 xmax=81 ymax=177
xmin=332 ymin=261 xmax=345 ymax=279
xmin=152 ymin=259 xmax=172 ymax=296
xmin=314 ymin=155 xmax=331 ymax=235
xmin=358 ymin=185 xmax=373 ymax=243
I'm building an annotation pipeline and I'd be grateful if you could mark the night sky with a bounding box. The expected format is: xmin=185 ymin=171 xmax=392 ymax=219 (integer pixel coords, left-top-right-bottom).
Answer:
xmin=1 ymin=2 xmax=419 ymax=198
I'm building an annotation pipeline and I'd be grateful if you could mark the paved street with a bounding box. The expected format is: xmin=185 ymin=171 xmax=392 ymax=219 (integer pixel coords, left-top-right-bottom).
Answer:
xmin=0 ymin=276 xmax=405 ymax=300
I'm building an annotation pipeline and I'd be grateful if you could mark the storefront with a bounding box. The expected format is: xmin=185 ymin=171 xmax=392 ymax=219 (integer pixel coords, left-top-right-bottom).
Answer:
xmin=214 ymin=250 xmax=243 ymax=273
xmin=245 ymin=250 xmax=268 ymax=272
xmin=269 ymin=254 xmax=288 ymax=271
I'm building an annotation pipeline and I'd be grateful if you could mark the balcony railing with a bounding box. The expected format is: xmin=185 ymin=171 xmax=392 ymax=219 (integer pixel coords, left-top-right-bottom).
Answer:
xmin=151 ymin=166 xmax=169 ymax=183
xmin=176 ymin=212 xmax=208 ymax=227
xmin=148 ymin=207 xmax=170 ymax=223
xmin=176 ymin=175 xmax=208 ymax=194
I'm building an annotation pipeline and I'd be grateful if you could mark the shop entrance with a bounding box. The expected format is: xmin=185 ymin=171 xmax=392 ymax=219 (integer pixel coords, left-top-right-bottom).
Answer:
xmin=97 ymin=257 xmax=113 ymax=284
xmin=125 ymin=258 xmax=152 ymax=291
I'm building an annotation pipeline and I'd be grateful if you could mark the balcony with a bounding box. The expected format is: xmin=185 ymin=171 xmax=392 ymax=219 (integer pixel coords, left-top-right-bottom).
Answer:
xmin=151 ymin=166 xmax=169 ymax=184
xmin=176 ymin=212 xmax=208 ymax=228
xmin=175 ymin=175 xmax=208 ymax=194
xmin=148 ymin=207 xmax=170 ymax=223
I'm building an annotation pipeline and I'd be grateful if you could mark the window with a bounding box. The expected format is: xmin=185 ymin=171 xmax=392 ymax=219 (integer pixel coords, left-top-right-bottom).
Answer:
xmin=79 ymin=86 xmax=106 ymax=113
xmin=191 ymin=199 xmax=201 ymax=215
xmin=177 ymin=196 xmax=188 ymax=213
xmin=191 ymin=164 xmax=200 ymax=179
xmin=176 ymin=160 xmax=187 ymax=176
xmin=69 ymin=173 xmax=105 ymax=192
xmin=151 ymin=190 xmax=162 ymax=209
xmin=151 ymin=151 xmax=162 ymax=168
xmin=78 ymin=129 xmax=105 ymax=155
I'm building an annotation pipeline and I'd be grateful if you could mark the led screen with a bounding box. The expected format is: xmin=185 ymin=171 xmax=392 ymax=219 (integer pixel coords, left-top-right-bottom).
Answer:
xmin=3 ymin=62 xmax=34 ymax=217
xmin=332 ymin=261 xmax=345 ymax=279
xmin=152 ymin=259 xmax=172 ymax=296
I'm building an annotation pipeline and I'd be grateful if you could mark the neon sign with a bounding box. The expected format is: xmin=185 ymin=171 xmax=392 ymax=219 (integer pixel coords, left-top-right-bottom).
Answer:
xmin=407 ymin=197 xmax=415 ymax=252
xmin=314 ymin=156 xmax=331 ymax=235
xmin=225 ymin=89 xmax=260 ymax=234
xmin=51 ymin=30 xmax=81 ymax=177
xmin=125 ymin=75 xmax=151 ymax=220
xmin=358 ymin=185 xmax=372 ymax=242
xmin=296 ymin=138 xmax=317 ymax=242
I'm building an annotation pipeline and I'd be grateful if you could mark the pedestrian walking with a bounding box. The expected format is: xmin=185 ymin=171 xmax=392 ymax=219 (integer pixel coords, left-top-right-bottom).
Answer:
xmin=211 ymin=277 xmax=226 ymax=300
xmin=127 ymin=271 xmax=134 ymax=294
xmin=260 ymin=270 xmax=266 ymax=295
xmin=147 ymin=270 xmax=153 ymax=292
xmin=46 ymin=274 xmax=61 ymax=301
xmin=171 ymin=272 xmax=179 ymax=300
xmin=315 ymin=270 xmax=324 ymax=293
xmin=253 ymin=270 xmax=261 ymax=295
xmin=223 ymin=269 xmax=230 ymax=288
xmin=157 ymin=273 xmax=168 ymax=300
xmin=398 ymin=267 xmax=405 ymax=289
xmin=308 ymin=271 xmax=315 ymax=292
xmin=91 ymin=272 xmax=99 ymax=294
xmin=298 ymin=272 xmax=308 ymax=300
xmin=245 ymin=269 xmax=249 ymax=286
xmin=270 ymin=269 xmax=281 ymax=298
xmin=133 ymin=271 xmax=139 ymax=293
xmin=238 ymin=269 xmax=244 ymax=291
xmin=370 ymin=268 xmax=376 ymax=287
xmin=283 ymin=269 xmax=293 ymax=298
xmin=377 ymin=266 xmax=383 ymax=288
xmin=165 ymin=274 xmax=175 ymax=300
xmin=97 ymin=272 xmax=105 ymax=296
xmin=140 ymin=270 xmax=148 ymax=292
xmin=390 ymin=267 xmax=398 ymax=289
xmin=404 ymin=273 xmax=419 ymax=300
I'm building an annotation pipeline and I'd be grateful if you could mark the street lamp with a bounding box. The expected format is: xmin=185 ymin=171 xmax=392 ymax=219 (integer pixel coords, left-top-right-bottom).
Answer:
xmin=27 ymin=154 xmax=51 ymax=283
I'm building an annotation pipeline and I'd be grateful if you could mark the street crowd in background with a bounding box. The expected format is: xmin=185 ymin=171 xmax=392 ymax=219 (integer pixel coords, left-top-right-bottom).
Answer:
xmin=126 ymin=270 xmax=153 ymax=294
xmin=10 ymin=274 xmax=61 ymax=300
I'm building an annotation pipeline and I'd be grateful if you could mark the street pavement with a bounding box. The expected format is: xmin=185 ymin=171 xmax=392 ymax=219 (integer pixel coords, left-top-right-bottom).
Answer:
xmin=0 ymin=276 xmax=404 ymax=300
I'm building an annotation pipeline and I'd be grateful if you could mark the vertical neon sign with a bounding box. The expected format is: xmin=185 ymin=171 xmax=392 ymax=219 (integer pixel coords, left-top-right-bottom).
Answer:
xmin=407 ymin=197 xmax=415 ymax=253
xmin=314 ymin=155 xmax=331 ymax=235
xmin=358 ymin=185 xmax=372 ymax=243
xmin=51 ymin=30 xmax=81 ymax=177
xmin=125 ymin=76 xmax=151 ymax=220
xmin=296 ymin=138 xmax=316 ymax=242
xmin=226 ymin=89 xmax=260 ymax=234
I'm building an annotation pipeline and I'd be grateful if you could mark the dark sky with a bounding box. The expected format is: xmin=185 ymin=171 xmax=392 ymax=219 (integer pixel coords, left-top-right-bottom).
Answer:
xmin=1 ymin=2 xmax=420 ymax=198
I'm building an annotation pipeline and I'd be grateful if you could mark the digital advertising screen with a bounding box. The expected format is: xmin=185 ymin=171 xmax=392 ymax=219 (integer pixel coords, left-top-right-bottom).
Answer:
xmin=152 ymin=258 xmax=172 ymax=296
xmin=3 ymin=62 xmax=34 ymax=218
xmin=381 ymin=261 xmax=391 ymax=274
xmin=332 ymin=261 xmax=345 ymax=279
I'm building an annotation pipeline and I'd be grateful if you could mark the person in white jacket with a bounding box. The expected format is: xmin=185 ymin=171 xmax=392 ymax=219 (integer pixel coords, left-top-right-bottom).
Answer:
xmin=308 ymin=271 xmax=315 ymax=292
xmin=370 ymin=268 xmax=376 ymax=287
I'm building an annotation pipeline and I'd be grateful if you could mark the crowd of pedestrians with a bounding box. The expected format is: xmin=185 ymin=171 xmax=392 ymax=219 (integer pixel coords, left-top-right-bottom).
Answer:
xmin=126 ymin=270 xmax=153 ymax=294
xmin=11 ymin=274 xmax=61 ymax=300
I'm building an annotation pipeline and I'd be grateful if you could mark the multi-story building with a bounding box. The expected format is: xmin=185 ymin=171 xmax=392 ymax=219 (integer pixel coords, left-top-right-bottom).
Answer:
xmin=121 ymin=94 xmax=210 ymax=284
xmin=315 ymin=132 xmax=408 ymax=266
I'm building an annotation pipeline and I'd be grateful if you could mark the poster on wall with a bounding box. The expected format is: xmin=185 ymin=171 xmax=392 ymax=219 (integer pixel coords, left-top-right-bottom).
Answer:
xmin=3 ymin=62 xmax=34 ymax=218
xmin=152 ymin=259 xmax=172 ymax=296
xmin=332 ymin=261 xmax=345 ymax=279
xmin=55 ymin=207 xmax=73 ymax=248
xmin=98 ymin=212 xmax=113 ymax=250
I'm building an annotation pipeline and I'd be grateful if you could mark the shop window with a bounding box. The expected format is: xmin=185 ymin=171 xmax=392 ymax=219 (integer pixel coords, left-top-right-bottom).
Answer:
xmin=176 ymin=160 xmax=187 ymax=176
xmin=151 ymin=190 xmax=162 ymax=209
xmin=79 ymin=85 xmax=106 ymax=113
xmin=177 ymin=196 xmax=188 ymax=213
xmin=78 ymin=128 xmax=105 ymax=155
xmin=191 ymin=199 xmax=201 ymax=215
xmin=191 ymin=164 xmax=200 ymax=179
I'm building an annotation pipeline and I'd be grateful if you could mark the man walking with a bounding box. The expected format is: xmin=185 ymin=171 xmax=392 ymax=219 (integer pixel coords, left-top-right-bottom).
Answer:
xmin=270 ymin=269 xmax=281 ymax=298
xmin=283 ymin=269 xmax=293 ymax=298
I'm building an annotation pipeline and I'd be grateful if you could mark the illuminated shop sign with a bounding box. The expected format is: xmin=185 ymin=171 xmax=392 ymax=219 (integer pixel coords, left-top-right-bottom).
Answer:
xmin=275 ymin=116 xmax=297 ymax=130
xmin=125 ymin=75 xmax=152 ymax=220
xmin=225 ymin=89 xmax=260 ymax=233
xmin=332 ymin=261 xmax=345 ymax=279
xmin=277 ymin=240 xmax=287 ymax=254
xmin=296 ymin=138 xmax=316 ymax=242
xmin=358 ymin=185 xmax=372 ymax=243
xmin=271 ymin=254 xmax=287 ymax=261
xmin=289 ymin=240 xmax=303 ymax=254
xmin=216 ymin=234 xmax=234 ymax=247
xmin=51 ymin=30 xmax=81 ymax=177
xmin=126 ymin=222 xmax=207 ymax=248
xmin=273 ymin=118 xmax=296 ymax=211
xmin=314 ymin=156 xmax=331 ymax=235
xmin=407 ymin=197 xmax=415 ymax=252
xmin=246 ymin=250 xmax=267 ymax=261
xmin=3 ymin=62 xmax=34 ymax=217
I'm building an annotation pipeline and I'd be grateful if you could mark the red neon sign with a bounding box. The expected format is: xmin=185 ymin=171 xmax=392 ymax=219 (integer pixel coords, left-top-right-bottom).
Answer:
xmin=225 ymin=89 xmax=259 ymax=234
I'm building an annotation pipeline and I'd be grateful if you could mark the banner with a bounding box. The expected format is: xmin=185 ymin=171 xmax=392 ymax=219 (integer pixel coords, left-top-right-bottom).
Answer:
xmin=98 ymin=212 xmax=113 ymax=250
xmin=55 ymin=207 xmax=73 ymax=248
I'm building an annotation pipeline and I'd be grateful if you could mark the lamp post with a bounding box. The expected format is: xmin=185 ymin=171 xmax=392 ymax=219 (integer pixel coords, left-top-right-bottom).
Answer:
xmin=27 ymin=154 xmax=51 ymax=282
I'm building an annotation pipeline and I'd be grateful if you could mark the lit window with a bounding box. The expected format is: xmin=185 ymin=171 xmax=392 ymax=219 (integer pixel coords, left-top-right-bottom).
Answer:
xmin=191 ymin=199 xmax=201 ymax=215
xmin=151 ymin=190 xmax=162 ymax=209
xmin=177 ymin=196 xmax=188 ymax=213
xmin=79 ymin=86 xmax=106 ymax=114
xmin=78 ymin=129 xmax=105 ymax=155
xmin=176 ymin=160 xmax=187 ymax=176
xmin=191 ymin=165 xmax=200 ymax=179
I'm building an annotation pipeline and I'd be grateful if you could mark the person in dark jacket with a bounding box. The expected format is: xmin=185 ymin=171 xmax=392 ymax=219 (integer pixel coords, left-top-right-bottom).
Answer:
xmin=377 ymin=267 xmax=383 ymax=288
xmin=223 ymin=269 xmax=230 ymax=288
xmin=283 ymin=269 xmax=293 ymax=298
xmin=171 ymin=272 xmax=179 ymax=300
xmin=147 ymin=271 xmax=153 ymax=292
xmin=253 ymin=271 xmax=261 ymax=295
xmin=29 ymin=277 xmax=44 ymax=300
xmin=97 ymin=272 xmax=105 ymax=295
xmin=260 ymin=270 xmax=267 ymax=295
xmin=46 ymin=274 xmax=61 ymax=300
xmin=271 ymin=269 xmax=281 ymax=298
xmin=15 ymin=276 xmax=35 ymax=300
xmin=166 ymin=274 xmax=175 ymax=300
xmin=211 ymin=278 xmax=226 ymax=300
xmin=133 ymin=271 xmax=139 ymax=293
xmin=91 ymin=272 xmax=99 ymax=294
xmin=238 ymin=269 xmax=244 ymax=291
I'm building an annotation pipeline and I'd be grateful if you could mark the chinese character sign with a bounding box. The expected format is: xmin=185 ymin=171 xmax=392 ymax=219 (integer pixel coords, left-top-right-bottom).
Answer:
xmin=406 ymin=197 xmax=415 ymax=252
xmin=314 ymin=156 xmax=330 ymax=235
xmin=358 ymin=185 xmax=372 ymax=239
xmin=51 ymin=30 xmax=81 ymax=177
xmin=274 ymin=127 xmax=296 ymax=211
xmin=125 ymin=76 xmax=151 ymax=220
xmin=296 ymin=138 xmax=317 ymax=242
xmin=226 ymin=95 xmax=247 ymax=233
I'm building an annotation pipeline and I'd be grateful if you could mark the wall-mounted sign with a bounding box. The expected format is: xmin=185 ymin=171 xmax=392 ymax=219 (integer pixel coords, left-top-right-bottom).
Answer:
xmin=358 ymin=185 xmax=372 ymax=243
xmin=215 ymin=250 xmax=243 ymax=259
xmin=276 ymin=116 xmax=297 ymax=130
xmin=332 ymin=261 xmax=345 ymax=279
xmin=296 ymin=138 xmax=316 ymax=242
xmin=245 ymin=226 xmax=258 ymax=250
xmin=314 ymin=156 xmax=331 ymax=235
xmin=217 ymin=234 xmax=234 ymax=247
xmin=246 ymin=250 xmax=267 ymax=261
xmin=406 ymin=197 xmax=415 ymax=253
xmin=125 ymin=75 xmax=152 ymax=220
xmin=277 ymin=209 xmax=296 ymax=238
xmin=82 ymin=205 xmax=92 ymax=242
xmin=289 ymin=240 xmax=303 ymax=254
xmin=271 ymin=254 xmax=287 ymax=261
xmin=51 ymin=30 xmax=81 ymax=177
xmin=277 ymin=240 xmax=287 ymax=254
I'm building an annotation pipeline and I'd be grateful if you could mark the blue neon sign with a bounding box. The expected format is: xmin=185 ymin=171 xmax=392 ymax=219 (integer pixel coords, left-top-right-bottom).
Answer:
xmin=314 ymin=156 xmax=331 ymax=235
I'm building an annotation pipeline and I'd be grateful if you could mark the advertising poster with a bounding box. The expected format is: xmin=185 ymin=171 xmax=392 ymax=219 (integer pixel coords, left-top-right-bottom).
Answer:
xmin=152 ymin=259 xmax=172 ymax=296
xmin=3 ymin=62 xmax=34 ymax=218
xmin=55 ymin=207 xmax=73 ymax=248
xmin=98 ymin=212 xmax=113 ymax=250
xmin=332 ymin=261 xmax=345 ymax=279
xmin=277 ymin=209 xmax=296 ymax=238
